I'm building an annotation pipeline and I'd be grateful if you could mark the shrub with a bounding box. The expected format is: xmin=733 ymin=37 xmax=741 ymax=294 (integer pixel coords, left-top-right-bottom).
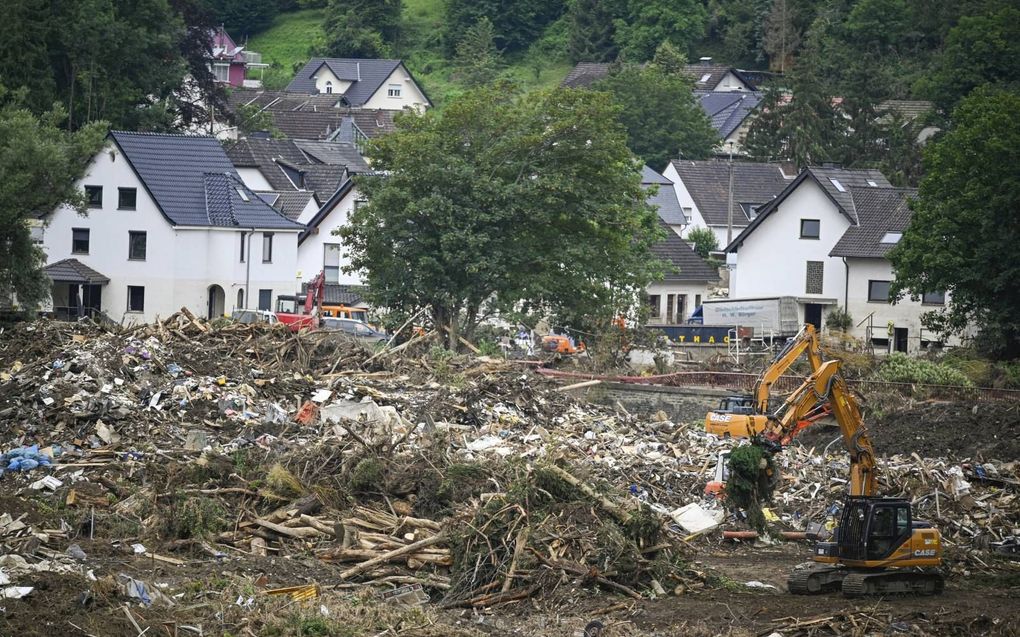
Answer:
xmin=875 ymin=353 xmax=973 ymax=386
xmin=825 ymin=307 xmax=853 ymax=331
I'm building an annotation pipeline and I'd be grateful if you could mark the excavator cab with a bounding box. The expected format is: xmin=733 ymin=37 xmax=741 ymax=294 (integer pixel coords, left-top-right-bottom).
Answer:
xmin=704 ymin=395 xmax=767 ymax=437
xmin=792 ymin=496 xmax=944 ymax=596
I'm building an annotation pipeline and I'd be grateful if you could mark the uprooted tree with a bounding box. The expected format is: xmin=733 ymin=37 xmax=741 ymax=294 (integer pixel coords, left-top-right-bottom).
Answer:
xmin=338 ymin=82 xmax=664 ymax=349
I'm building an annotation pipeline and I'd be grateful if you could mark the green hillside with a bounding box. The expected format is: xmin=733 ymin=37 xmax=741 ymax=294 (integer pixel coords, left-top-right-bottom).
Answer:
xmin=245 ymin=5 xmax=572 ymax=102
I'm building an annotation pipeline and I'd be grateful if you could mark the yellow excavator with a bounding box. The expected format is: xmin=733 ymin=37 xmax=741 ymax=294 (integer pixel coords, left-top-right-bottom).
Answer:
xmin=705 ymin=324 xmax=945 ymax=596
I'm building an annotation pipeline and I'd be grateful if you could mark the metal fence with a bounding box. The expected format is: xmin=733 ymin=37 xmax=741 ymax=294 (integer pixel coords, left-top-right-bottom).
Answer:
xmin=536 ymin=368 xmax=1020 ymax=402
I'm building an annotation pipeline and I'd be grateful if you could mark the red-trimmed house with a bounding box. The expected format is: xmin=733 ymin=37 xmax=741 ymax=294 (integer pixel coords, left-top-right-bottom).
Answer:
xmin=209 ymin=26 xmax=265 ymax=88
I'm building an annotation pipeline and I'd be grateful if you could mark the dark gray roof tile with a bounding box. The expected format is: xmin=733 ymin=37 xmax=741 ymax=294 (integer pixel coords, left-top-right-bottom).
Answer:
xmin=670 ymin=159 xmax=790 ymax=227
xmin=110 ymin=131 xmax=301 ymax=230
xmin=830 ymin=188 xmax=916 ymax=258
xmin=43 ymin=259 xmax=110 ymax=284
xmin=642 ymin=166 xmax=686 ymax=226
xmin=650 ymin=221 xmax=719 ymax=282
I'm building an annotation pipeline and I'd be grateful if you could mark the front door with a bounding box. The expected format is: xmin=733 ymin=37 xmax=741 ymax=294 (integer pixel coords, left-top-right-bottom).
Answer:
xmin=894 ymin=327 xmax=908 ymax=353
xmin=804 ymin=303 xmax=823 ymax=330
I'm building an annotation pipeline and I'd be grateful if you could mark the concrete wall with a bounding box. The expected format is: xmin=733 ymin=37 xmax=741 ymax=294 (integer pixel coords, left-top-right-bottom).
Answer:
xmin=296 ymin=187 xmax=363 ymax=285
xmin=578 ymin=382 xmax=726 ymax=425
xmin=361 ymin=66 xmax=429 ymax=112
xmin=730 ymin=178 xmax=849 ymax=300
xmin=312 ymin=66 xmax=353 ymax=95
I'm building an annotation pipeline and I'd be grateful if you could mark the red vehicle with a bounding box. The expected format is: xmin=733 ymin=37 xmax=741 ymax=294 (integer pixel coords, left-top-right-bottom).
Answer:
xmin=275 ymin=312 xmax=316 ymax=332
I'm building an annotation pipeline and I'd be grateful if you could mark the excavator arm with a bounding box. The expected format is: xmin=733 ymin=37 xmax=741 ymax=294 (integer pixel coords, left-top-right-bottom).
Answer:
xmin=753 ymin=324 xmax=824 ymax=413
xmin=762 ymin=358 xmax=878 ymax=496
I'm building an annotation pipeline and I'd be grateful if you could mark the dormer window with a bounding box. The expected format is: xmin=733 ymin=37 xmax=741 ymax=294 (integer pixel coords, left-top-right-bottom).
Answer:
xmin=325 ymin=81 xmax=333 ymax=94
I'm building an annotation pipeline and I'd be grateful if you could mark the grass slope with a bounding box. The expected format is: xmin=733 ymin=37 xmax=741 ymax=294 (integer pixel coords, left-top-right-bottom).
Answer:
xmin=246 ymin=9 xmax=325 ymax=90
xmin=248 ymin=4 xmax=572 ymax=103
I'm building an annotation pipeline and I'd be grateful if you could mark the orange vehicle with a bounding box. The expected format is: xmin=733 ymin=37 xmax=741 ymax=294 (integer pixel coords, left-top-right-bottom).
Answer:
xmin=541 ymin=334 xmax=586 ymax=354
xmin=320 ymin=305 xmax=369 ymax=323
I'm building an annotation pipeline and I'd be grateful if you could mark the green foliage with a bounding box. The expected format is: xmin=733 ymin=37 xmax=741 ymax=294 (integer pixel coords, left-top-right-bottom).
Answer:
xmin=920 ymin=5 xmax=1020 ymax=118
xmin=566 ymin=0 xmax=619 ymax=63
xmin=165 ymin=496 xmax=228 ymax=539
xmin=593 ymin=64 xmax=717 ymax=170
xmin=825 ymin=307 xmax=853 ymax=332
xmin=443 ymin=0 xmax=567 ymax=54
xmin=246 ymin=9 xmax=326 ymax=89
xmin=762 ymin=0 xmax=799 ymax=72
xmin=888 ymin=89 xmax=1020 ymax=359
xmin=612 ymin=0 xmax=708 ymax=61
xmin=207 ymin=0 xmax=279 ymax=37
xmin=233 ymin=102 xmax=280 ymax=137
xmin=875 ymin=353 xmax=973 ymax=386
xmin=453 ymin=17 xmax=503 ymax=87
xmin=686 ymin=227 xmax=719 ymax=259
xmin=0 ymin=94 xmax=106 ymax=310
xmin=0 ymin=0 xmax=224 ymax=131
xmin=339 ymin=83 xmax=664 ymax=347
xmin=349 ymin=457 xmax=385 ymax=492
xmin=726 ymin=444 xmax=777 ymax=532
xmin=322 ymin=2 xmax=391 ymax=58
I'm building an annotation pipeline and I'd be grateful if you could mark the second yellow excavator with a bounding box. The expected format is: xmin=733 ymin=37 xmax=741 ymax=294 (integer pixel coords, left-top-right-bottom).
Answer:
xmin=706 ymin=324 xmax=945 ymax=596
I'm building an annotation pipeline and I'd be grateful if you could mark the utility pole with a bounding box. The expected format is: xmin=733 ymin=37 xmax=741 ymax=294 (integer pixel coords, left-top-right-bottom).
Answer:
xmin=727 ymin=141 xmax=735 ymax=246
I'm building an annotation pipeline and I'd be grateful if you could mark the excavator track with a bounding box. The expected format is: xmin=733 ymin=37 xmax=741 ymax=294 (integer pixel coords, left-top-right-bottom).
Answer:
xmin=787 ymin=563 xmax=846 ymax=594
xmin=841 ymin=570 xmax=945 ymax=597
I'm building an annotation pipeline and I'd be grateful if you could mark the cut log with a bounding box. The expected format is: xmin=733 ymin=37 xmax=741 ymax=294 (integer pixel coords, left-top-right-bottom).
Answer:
xmin=338 ymin=534 xmax=444 ymax=580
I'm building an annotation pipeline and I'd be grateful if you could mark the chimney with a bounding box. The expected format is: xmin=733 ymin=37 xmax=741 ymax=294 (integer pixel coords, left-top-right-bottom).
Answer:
xmin=699 ymin=56 xmax=713 ymax=65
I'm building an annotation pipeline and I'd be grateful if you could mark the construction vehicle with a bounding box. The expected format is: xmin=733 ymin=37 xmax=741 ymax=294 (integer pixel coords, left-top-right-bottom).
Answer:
xmin=541 ymin=331 xmax=586 ymax=355
xmin=706 ymin=324 xmax=945 ymax=597
xmin=704 ymin=324 xmax=824 ymax=438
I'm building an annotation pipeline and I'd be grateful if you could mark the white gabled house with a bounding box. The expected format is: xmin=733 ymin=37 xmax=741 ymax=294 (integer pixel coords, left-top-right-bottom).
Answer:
xmin=285 ymin=58 xmax=431 ymax=112
xmin=724 ymin=167 xmax=959 ymax=352
xmin=296 ymin=177 xmax=365 ymax=286
xmin=40 ymin=131 xmax=304 ymax=325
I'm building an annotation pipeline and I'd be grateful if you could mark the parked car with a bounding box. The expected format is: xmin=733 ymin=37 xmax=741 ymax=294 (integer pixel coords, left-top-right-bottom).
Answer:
xmin=230 ymin=309 xmax=279 ymax=325
xmin=321 ymin=318 xmax=388 ymax=344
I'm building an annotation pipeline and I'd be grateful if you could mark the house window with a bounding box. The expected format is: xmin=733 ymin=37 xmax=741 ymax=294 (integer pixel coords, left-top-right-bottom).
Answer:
xmin=868 ymin=280 xmax=891 ymax=302
xmin=922 ymin=291 xmax=946 ymax=305
xmin=127 ymin=286 xmax=145 ymax=312
xmin=30 ymin=225 xmax=44 ymax=245
xmin=262 ymin=233 xmax=273 ymax=263
xmin=237 ymin=289 xmax=244 ymax=309
xmin=800 ymin=219 xmax=820 ymax=239
xmin=387 ymin=84 xmax=401 ymax=98
xmin=325 ymin=81 xmax=333 ymax=94
xmin=85 ymin=186 xmax=103 ymax=208
xmin=118 ymin=187 xmax=136 ymax=210
xmin=258 ymin=289 xmax=272 ymax=311
xmin=682 ymin=206 xmax=693 ymax=222
xmin=72 ymin=228 xmax=90 ymax=254
xmin=805 ymin=261 xmax=824 ymax=294
xmin=648 ymin=294 xmax=661 ymax=318
xmin=695 ymin=294 xmax=702 ymax=308
xmin=212 ymin=63 xmax=230 ymax=83
xmin=128 ymin=231 xmax=147 ymax=260
xmin=324 ymin=243 xmax=341 ymax=283
xmin=240 ymin=232 xmax=247 ymax=262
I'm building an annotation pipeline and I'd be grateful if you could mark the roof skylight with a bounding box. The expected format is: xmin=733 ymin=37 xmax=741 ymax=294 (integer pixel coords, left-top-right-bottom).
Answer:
xmin=830 ymin=178 xmax=846 ymax=192
xmin=236 ymin=188 xmax=250 ymax=202
xmin=880 ymin=232 xmax=902 ymax=244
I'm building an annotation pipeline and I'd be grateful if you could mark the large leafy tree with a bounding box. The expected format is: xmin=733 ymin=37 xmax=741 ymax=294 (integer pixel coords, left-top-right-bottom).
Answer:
xmin=0 ymin=0 xmax=220 ymax=131
xmin=322 ymin=0 xmax=402 ymax=57
xmin=443 ymin=0 xmax=566 ymax=54
xmin=453 ymin=17 xmax=503 ymax=87
xmin=206 ymin=0 xmax=278 ymax=37
xmin=919 ymin=5 xmax=1020 ymax=119
xmin=593 ymin=57 xmax=717 ymax=171
xmin=888 ymin=89 xmax=1020 ymax=359
xmin=612 ymin=0 xmax=708 ymax=61
xmin=339 ymin=83 xmax=664 ymax=347
xmin=0 ymin=90 xmax=106 ymax=310
xmin=566 ymin=0 xmax=619 ymax=63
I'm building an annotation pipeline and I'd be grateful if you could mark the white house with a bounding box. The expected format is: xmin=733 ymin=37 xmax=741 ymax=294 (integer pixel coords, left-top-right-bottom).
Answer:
xmin=285 ymin=58 xmax=431 ymax=112
xmin=295 ymin=178 xmax=364 ymax=286
xmin=40 ymin=131 xmax=304 ymax=325
xmin=642 ymin=166 xmax=719 ymax=324
xmin=663 ymin=159 xmax=791 ymax=247
xmin=724 ymin=167 xmax=957 ymax=352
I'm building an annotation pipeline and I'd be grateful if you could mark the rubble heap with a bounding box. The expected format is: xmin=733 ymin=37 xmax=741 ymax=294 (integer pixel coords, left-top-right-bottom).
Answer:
xmin=0 ymin=312 xmax=1018 ymax=635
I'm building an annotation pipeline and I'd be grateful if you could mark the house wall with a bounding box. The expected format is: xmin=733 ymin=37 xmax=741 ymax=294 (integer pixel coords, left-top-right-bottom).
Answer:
xmin=42 ymin=142 xmax=178 ymax=325
xmin=645 ymin=280 xmax=711 ymax=325
xmin=663 ymin=162 xmax=746 ymax=245
xmin=228 ymin=63 xmax=245 ymax=87
xmin=236 ymin=168 xmax=274 ymax=191
xmin=714 ymin=73 xmax=750 ymax=92
xmin=730 ymin=178 xmax=849 ymax=301
xmin=361 ymin=66 xmax=429 ymax=111
xmin=295 ymin=199 xmax=321 ymax=225
xmin=312 ymin=67 xmax=353 ymax=95
xmin=296 ymin=189 xmax=363 ymax=285
xmin=844 ymin=258 xmax=960 ymax=352
xmin=42 ymin=141 xmax=301 ymax=324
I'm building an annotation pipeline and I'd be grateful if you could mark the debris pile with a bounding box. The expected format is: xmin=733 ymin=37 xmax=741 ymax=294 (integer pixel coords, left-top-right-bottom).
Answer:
xmin=0 ymin=312 xmax=1018 ymax=634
